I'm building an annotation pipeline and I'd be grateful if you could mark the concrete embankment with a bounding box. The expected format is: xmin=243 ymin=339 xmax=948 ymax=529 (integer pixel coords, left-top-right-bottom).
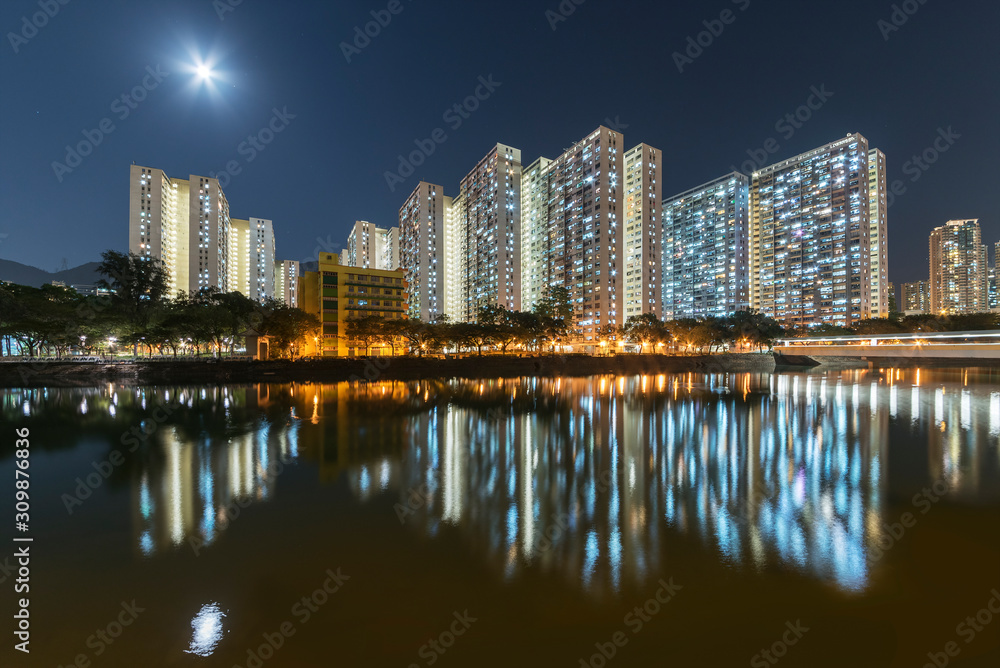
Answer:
xmin=800 ymin=355 xmax=1000 ymax=369
xmin=0 ymin=353 xmax=783 ymax=388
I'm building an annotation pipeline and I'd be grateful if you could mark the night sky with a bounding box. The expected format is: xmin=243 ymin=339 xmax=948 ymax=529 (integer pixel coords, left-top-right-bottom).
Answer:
xmin=1 ymin=0 xmax=997 ymax=286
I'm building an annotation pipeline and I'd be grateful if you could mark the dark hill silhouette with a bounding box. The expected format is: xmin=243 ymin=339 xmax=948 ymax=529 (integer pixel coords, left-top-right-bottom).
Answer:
xmin=0 ymin=258 xmax=103 ymax=288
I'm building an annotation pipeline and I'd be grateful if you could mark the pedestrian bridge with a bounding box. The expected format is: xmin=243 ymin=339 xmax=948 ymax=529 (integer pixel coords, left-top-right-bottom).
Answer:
xmin=775 ymin=330 xmax=1000 ymax=359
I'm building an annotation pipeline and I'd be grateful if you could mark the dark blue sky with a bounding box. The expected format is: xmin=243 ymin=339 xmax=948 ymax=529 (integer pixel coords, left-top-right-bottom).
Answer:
xmin=1 ymin=0 xmax=997 ymax=286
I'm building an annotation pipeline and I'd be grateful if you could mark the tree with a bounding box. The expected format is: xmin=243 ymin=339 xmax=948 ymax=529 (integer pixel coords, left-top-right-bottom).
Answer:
xmin=852 ymin=318 xmax=907 ymax=336
xmin=96 ymin=251 xmax=168 ymax=356
xmin=478 ymin=304 xmax=520 ymax=353
xmin=398 ymin=320 xmax=425 ymax=355
xmin=451 ymin=322 xmax=493 ymax=356
xmin=941 ymin=312 xmax=998 ymax=331
xmin=728 ymin=309 xmax=785 ymax=351
xmin=667 ymin=318 xmax=701 ymax=352
xmin=344 ymin=316 xmax=384 ymax=356
xmin=622 ymin=314 xmax=667 ymax=353
xmin=900 ymin=314 xmax=947 ymax=333
xmin=514 ymin=311 xmax=546 ymax=352
xmin=535 ymin=286 xmax=574 ymax=346
xmin=261 ymin=302 xmax=321 ymax=359
xmin=378 ymin=318 xmax=408 ymax=356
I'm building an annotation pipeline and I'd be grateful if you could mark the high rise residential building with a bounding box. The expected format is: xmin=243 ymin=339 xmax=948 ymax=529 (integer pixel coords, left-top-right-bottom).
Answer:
xmin=749 ymin=133 xmax=874 ymax=327
xmin=929 ymin=219 xmax=989 ymax=314
xmin=382 ymin=226 xmax=400 ymax=270
xmin=901 ymin=280 xmax=930 ymax=314
xmin=399 ymin=182 xmax=451 ymax=321
xmin=231 ymin=218 xmax=275 ymax=300
xmin=623 ymin=144 xmax=663 ymax=319
xmin=346 ymin=221 xmax=387 ymax=270
xmin=275 ymin=260 xmax=300 ymax=308
xmin=520 ymin=156 xmax=553 ymax=312
xmin=987 ymin=266 xmax=997 ymax=312
xmin=662 ymin=172 xmax=750 ymax=320
xmin=539 ymin=126 xmax=626 ymax=341
xmin=130 ymin=165 xmax=231 ymax=297
xmin=129 ymin=165 xmax=279 ymax=300
xmin=249 ymin=218 xmax=276 ymax=301
xmin=992 ymin=241 xmax=1000 ymax=312
xmin=231 ymin=218 xmax=251 ymax=298
xmin=453 ymin=143 xmax=522 ymax=321
xmin=868 ymin=148 xmax=890 ymax=317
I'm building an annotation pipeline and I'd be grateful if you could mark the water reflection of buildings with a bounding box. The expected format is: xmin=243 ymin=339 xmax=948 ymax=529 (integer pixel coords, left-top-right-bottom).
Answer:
xmin=320 ymin=371 xmax=998 ymax=596
xmin=10 ymin=370 xmax=994 ymax=586
xmin=129 ymin=386 xmax=300 ymax=557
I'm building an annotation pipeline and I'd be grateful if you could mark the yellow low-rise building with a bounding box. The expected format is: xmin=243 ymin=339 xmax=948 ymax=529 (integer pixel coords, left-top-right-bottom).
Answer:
xmin=299 ymin=252 xmax=408 ymax=357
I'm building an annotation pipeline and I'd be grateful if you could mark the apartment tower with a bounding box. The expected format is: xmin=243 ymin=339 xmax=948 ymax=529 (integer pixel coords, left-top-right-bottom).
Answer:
xmin=662 ymin=172 xmax=751 ymax=319
xmin=452 ymin=143 xmax=522 ymax=321
xmin=275 ymin=260 xmax=300 ymax=307
xmin=929 ymin=219 xmax=989 ymax=314
xmin=541 ymin=126 xmax=626 ymax=340
xmin=901 ymin=280 xmax=930 ymax=314
xmin=868 ymin=148 xmax=890 ymax=317
xmin=623 ymin=144 xmax=663 ymax=319
xmin=399 ymin=182 xmax=451 ymax=321
xmin=129 ymin=165 xmax=281 ymax=301
xmin=749 ymin=133 xmax=874 ymax=327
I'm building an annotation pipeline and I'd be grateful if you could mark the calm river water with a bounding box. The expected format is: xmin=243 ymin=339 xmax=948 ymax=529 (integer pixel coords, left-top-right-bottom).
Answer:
xmin=2 ymin=369 xmax=999 ymax=667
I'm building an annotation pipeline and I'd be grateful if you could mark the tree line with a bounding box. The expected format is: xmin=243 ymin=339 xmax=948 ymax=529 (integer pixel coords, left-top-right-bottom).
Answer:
xmin=0 ymin=252 xmax=320 ymax=358
xmin=2 ymin=251 xmax=996 ymax=359
xmin=345 ymin=296 xmax=788 ymax=356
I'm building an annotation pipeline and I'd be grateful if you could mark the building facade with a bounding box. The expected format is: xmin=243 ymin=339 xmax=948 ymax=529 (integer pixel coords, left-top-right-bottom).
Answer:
xmin=300 ymin=252 xmax=407 ymax=357
xmin=868 ymin=148 xmax=890 ymax=317
xmin=453 ymin=143 xmax=522 ymax=321
xmin=520 ymin=157 xmax=553 ymax=312
xmin=231 ymin=218 xmax=275 ymax=301
xmin=993 ymin=240 xmax=1000 ymax=312
xmin=399 ymin=182 xmax=451 ymax=321
xmin=540 ymin=126 xmax=626 ymax=341
xmin=275 ymin=260 xmax=300 ymax=308
xmin=749 ymin=134 xmax=874 ymax=327
xmin=662 ymin=172 xmax=750 ymax=320
xmin=346 ymin=221 xmax=399 ymax=270
xmin=129 ymin=164 xmax=280 ymax=300
xmin=901 ymin=280 xmax=930 ymax=314
xmin=929 ymin=219 xmax=989 ymax=314
xmin=382 ymin=226 xmax=400 ymax=271
xmin=623 ymin=144 xmax=664 ymax=320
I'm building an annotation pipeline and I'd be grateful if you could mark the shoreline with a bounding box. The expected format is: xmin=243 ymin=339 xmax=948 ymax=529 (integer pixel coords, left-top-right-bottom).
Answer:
xmin=0 ymin=353 xmax=778 ymax=388
xmin=1 ymin=353 xmax=997 ymax=388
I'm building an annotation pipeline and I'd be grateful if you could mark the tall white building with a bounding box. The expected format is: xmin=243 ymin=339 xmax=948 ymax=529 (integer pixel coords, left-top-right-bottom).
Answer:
xmin=129 ymin=164 xmax=277 ymax=300
xmin=230 ymin=218 xmax=274 ymax=300
xmin=275 ymin=260 xmax=300 ymax=307
xmin=750 ymin=134 xmax=875 ymax=327
xmin=520 ymin=157 xmax=553 ymax=312
xmin=249 ymin=218 xmax=275 ymax=301
xmin=346 ymin=221 xmax=400 ymax=271
xmin=382 ymin=226 xmax=400 ymax=270
xmin=346 ymin=221 xmax=383 ymax=269
xmin=623 ymin=144 xmax=663 ymax=319
xmin=868 ymin=148 xmax=890 ymax=317
xmin=662 ymin=172 xmax=751 ymax=320
xmin=399 ymin=182 xmax=451 ymax=321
